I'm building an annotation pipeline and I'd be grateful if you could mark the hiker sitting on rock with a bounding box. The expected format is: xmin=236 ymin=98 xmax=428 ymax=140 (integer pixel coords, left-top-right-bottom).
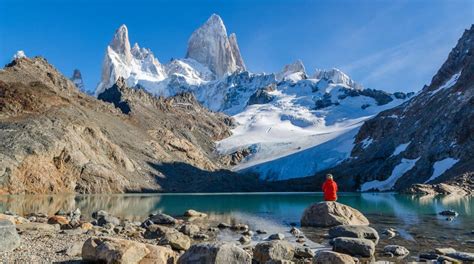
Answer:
xmin=322 ymin=173 xmax=338 ymax=201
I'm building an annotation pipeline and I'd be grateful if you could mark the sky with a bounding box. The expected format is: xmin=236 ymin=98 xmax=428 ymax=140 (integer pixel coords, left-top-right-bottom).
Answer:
xmin=0 ymin=0 xmax=472 ymax=93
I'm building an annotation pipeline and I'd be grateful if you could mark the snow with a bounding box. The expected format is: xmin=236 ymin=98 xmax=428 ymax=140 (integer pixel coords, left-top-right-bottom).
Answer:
xmin=361 ymin=138 xmax=373 ymax=149
xmin=13 ymin=50 xmax=26 ymax=59
xmin=424 ymin=158 xmax=460 ymax=183
xmin=430 ymin=71 xmax=461 ymax=95
xmin=391 ymin=142 xmax=410 ymax=156
xmin=361 ymin=157 xmax=420 ymax=191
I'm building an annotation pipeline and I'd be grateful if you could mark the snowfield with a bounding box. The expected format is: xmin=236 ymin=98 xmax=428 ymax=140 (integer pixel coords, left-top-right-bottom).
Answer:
xmin=424 ymin=157 xmax=460 ymax=183
xmin=361 ymin=157 xmax=420 ymax=191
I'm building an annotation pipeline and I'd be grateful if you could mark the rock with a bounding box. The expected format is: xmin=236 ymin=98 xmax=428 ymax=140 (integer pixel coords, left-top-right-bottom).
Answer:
xmin=149 ymin=213 xmax=178 ymax=225
xmin=328 ymin=225 xmax=379 ymax=244
xmin=230 ymin=223 xmax=248 ymax=231
xmin=438 ymin=255 xmax=462 ymax=264
xmin=295 ymin=246 xmax=315 ymax=258
xmin=290 ymin=227 xmax=301 ymax=236
xmin=253 ymin=240 xmax=295 ymax=263
xmin=73 ymin=208 xmax=81 ymax=216
xmin=256 ymin=229 xmax=268 ymax=234
xmin=313 ymin=250 xmax=356 ymax=264
xmin=65 ymin=241 xmax=83 ymax=257
xmin=242 ymin=230 xmax=254 ymax=237
xmin=301 ymin=202 xmax=369 ymax=227
xmin=0 ymin=220 xmax=21 ymax=253
xmin=97 ymin=215 xmax=120 ymax=226
xmin=178 ymin=242 xmax=251 ymax=264
xmin=446 ymin=252 xmax=474 ymax=262
xmin=439 ymin=210 xmax=459 ymax=216
xmin=269 ymin=233 xmax=285 ymax=240
xmin=435 ymin=247 xmax=457 ymax=255
xmin=184 ymin=209 xmax=207 ymax=218
xmin=0 ymin=213 xmax=28 ymax=225
xmin=218 ymin=223 xmax=231 ymax=229
xmin=82 ymin=236 xmax=178 ymax=263
xmin=192 ymin=233 xmax=209 ymax=240
xmin=144 ymin=224 xmax=173 ymax=239
xmin=296 ymin=238 xmax=306 ymax=243
xmin=332 ymin=237 xmax=375 ymax=257
xmin=179 ymin=224 xmax=200 ymax=236
xmin=47 ymin=215 xmax=69 ymax=225
xmin=419 ymin=253 xmax=439 ymax=260
xmin=160 ymin=230 xmax=192 ymax=250
xmin=383 ymin=245 xmax=409 ymax=257
xmin=16 ymin=222 xmax=60 ymax=232
xmin=81 ymin=222 xmax=94 ymax=230
xmin=92 ymin=210 xmax=109 ymax=219
xmin=239 ymin=236 xmax=251 ymax=244
xmin=382 ymin=228 xmax=396 ymax=239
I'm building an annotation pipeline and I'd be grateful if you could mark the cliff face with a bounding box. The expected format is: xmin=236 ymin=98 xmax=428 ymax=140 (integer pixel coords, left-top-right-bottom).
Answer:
xmin=278 ymin=26 xmax=473 ymax=192
xmin=0 ymin=57 xmax=260 ymax=194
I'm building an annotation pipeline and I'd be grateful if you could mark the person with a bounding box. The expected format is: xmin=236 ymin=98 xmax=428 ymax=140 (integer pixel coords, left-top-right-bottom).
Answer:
xmin=322 ymin=174 xmax=338 ymax=201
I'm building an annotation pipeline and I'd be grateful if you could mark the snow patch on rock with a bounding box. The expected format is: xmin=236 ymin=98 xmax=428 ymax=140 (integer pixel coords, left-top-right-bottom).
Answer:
xmin=361 ymin=157 xmax=420 ymax=191
xmin=391 ymin=142 xmax=410 ymax=157
xmin=424 ymin=158 xmax=460 ymax=183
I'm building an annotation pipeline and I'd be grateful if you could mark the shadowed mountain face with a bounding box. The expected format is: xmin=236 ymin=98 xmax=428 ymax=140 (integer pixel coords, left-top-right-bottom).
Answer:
xmin=278 ymin=26 xmax=474 ymax=192
xmin=0 ymin=57 xmax=267 ymax=194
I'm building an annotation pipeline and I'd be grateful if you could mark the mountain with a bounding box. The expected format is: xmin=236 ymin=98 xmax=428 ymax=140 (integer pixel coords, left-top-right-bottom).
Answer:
xmin=70 ymin=69 xmax=88 ymax=93
xmin=0 ymin=55 xmax=266 ymax=194
xmin=186 ymin=14 xmax=246 ymax=77
xmin=279 ymin=25 xmax=473 ymax=192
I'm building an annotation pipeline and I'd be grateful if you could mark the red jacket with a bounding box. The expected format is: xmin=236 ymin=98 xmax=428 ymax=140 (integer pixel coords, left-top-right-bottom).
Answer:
xmin=322 ymin=179 xmax=338 ymax=201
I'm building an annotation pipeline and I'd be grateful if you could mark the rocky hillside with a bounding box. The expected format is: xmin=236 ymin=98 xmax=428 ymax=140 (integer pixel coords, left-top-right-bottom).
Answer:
xmin=279 ymin=25 xmax=473 ymax=192
xmin=0 ymin=56 xmax=263 ymax=194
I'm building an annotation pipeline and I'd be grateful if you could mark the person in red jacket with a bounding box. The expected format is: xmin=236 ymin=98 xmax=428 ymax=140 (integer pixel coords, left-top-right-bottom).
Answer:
xmin=322 ymin=174 xmax=338 ymax=201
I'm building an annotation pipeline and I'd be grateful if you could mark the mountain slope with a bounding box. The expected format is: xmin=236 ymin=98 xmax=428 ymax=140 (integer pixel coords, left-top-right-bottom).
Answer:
xmin=279 ymin=25 xmax=473 ymax=192
xmin=0 ymin=56 xmax=263 ymax=194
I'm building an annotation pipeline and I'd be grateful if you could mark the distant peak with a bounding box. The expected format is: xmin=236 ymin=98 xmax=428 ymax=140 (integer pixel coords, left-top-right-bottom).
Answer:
xmin=109 ymin=24 xmax=132 ymax=62
xmin=313 ymin=68 xmax=362 ymax=90
xmin=12 ymin=50 xmax=27 ymax=60
xmin=276 ymin=60 xmax=307 ymax=81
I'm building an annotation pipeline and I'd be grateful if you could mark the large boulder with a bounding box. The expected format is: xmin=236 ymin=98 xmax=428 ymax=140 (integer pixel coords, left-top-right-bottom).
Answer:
xmin=332 ymin=237 xmax=375 ymax=257
xmin=0 ymin=220 xmax=21 ymax=253
xmin=328 ymin=225 xmax=379 ymax=244
xmin=160 ymin=230 xmax=191 ymax=251
xmin=313 ymin=250 xmax=355 ymax=264
xmin=148 ymin=213 xmax=178 ymax=225
xmin=253 ymin=240 xmax=295 ymax=263
xmin=383 ymin=245 xmax=409 ymax=257
xmin=178 ymin=242 xmax=251 ymax=264
xmin=301 ymin=202 xmax=369 ymax=227
xmin=82 ymin=236 xmax=177 ymax=263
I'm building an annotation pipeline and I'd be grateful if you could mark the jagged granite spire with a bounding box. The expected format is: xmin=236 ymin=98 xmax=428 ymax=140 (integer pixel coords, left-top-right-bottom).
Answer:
xmin=186 ymin=14 xmax=246 ymax=77
xmin=276 ymin=59 xmax=307 ymax=81
xmin=109 ymin=24 xmax=132 ymax=64
xmin=70 ymin=69 xmax=85 ymax=91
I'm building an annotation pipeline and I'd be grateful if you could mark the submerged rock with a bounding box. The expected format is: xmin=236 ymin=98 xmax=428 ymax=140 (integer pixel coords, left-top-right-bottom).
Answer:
xmin=0 ymin=220 xmax=21 ymax=253
xmin=178 ymin=242 xmax=251 ymax=264
xmin=446 ymin=252 xmax=474 ymax=262
xmin=332 ymin=237 xmax=375 ymax=257
xmin=301 ymin=202 xmax=369 ymax=227
xmin=439 ymin=210 xmax=459 ymax=217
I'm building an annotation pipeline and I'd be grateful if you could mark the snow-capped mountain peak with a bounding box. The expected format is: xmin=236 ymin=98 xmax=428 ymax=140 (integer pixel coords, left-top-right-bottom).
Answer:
xmin=109 ymin=24 xmax=132 ymax=63
xmin=313 ymin=68 xmax=363 ymax=90
xmin=186 ymin=14 xmax=246 ymax=77
xmin=12 ymin=50 xmax=27 ymax=60
xmin=70 ymin=69 xmax=85 ymax=90
xmin=276 ymin=59 xmax=307 ymax=81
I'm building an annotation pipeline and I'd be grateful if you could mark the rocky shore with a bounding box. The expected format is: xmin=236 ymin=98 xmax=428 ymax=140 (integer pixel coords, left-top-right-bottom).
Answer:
xmin=1 ymin=201 xmax=473 ymax=263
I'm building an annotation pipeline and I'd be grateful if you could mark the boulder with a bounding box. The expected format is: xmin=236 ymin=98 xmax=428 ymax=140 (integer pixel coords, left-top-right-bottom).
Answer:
xmin=144 ymin=224 xmax=174 ymax=239
xmin=179 ymin=224 xmax=200 ymax=236
xmin=148 ymin=213 xmax=178 ymax=225
xmin=160 ymin=230 xmax=191 ymax=250
xmin=178 ymin=242 xmax=251 ymax=264
xmin=82 ymin=236 xmax=177 ymax=264
xmin=253 ymin=240 xmax=295 ymax=263
xmin=301 ymin=202 xmax=369 ymax=227
xmin=65 ymin=241 xmax=84 ymax=257
xmin=97 ymin=215 xmax=121 ymax=227
xmin=0 ymin=220 xmax=21 ymax=253
xmin=313 ymin=250 xmax=355 ymax=264
xmin=435 ymin=247 xmax=457 ymax=255
xmin=184 ymin=209 xmax=207 ymax=218
xmin=268 ymin=233 xmax=285 ymax=240
xmin=16 ymin=222 xmax=60 ymax=232
xmin=383 ymin=245 xmax=409 ymax=257
xmin=332 ymin=237 xmax=375 ymax=257
xmin=328 ymin=225 xmax=379 ymax=244
xmin=0 ymin=213 xmax=28 ymax=225
xmin=239 ymin=236 xmax=251 ymax=245
xmin=295 ymin=246 xmax=315 ymax=258
xmin=439 ymin=210 xmax=458 ymax=216
xmin=446 ymin=252 xmax=474 ymax=262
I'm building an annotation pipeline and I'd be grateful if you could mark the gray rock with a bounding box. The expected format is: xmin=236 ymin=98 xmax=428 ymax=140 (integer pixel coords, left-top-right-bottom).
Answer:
xmin=290 ymin=227 xmax=301 ymax=236
xmin=301 ymin=202 xmax=369 ymax=227
xmin=294 ymin=246 xmax=314 ymax=258
xmin=419 ymin=253 xmax=439 ymax=260
xmin=149 ymin=213 xmax=178 ymax=225
xmin=97 ymin=215 xmax=120 ymax=227
xmin=437 ymin=255 xmax=462 ymax=263
xmin=332 ymin=237 xmax=375 ymax=257
xmin=0 ymin=220 xmax=20 ymax=253
xmin=439 ymin=210 xmax=458 ymax=216
xmin=159 ymin=230 xmax=191 ymax=250
xmin=383 ymin=245 xmax=409 ymax=257
xmin=65 ymin=241 xmax=83 ymax=257
xmin=239 ymin=236 xmax=251 ymax=244
xmin=178 ymin=242 xmax=251 ymax=264
xmin=253 ymin=240 xmax=295 ymax=263
xmin=268 ymin=233 xmax=285 ymax=240
xmin=313 ymin=250 xmax=356 ymax=264
xmin=91 ymin=210 xmax=108 ymax=219
xmin=192 ymin=233 xmax=209 ymax=240
xmin=179 ymin=224 xmax=200 ymax=236
xmin=218 ymin=222 xmax=231 ymax=229
xmin=435 ymin=247 xmax=457 ymax=255
xmin=184 ymin=209 xmax=207 ymax=218
xmin=328 ymin=225 xmax=379 ymax=244
xmin=446 ymin=252 xmax=474 ymax=262
xmin=257 ymin=229 xmax=268 ymax=234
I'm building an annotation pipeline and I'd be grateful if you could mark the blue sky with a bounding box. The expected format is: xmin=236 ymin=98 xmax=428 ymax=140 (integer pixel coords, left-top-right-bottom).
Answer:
xmin=0 ymin=0 xmax=472 ymax=93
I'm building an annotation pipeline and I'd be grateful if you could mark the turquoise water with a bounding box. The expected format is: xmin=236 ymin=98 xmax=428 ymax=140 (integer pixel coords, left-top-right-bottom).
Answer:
xmin=1 ymin=192 xmax=473 ymax=258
